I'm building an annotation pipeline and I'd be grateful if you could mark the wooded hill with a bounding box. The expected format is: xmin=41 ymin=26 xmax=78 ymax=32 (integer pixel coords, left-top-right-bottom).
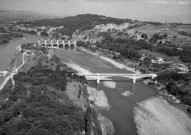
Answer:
xmin=21 ymin=14 xmax=131 ymax=36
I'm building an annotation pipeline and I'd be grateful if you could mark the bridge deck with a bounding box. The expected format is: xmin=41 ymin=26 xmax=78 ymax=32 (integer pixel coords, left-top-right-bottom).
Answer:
xmin=77 ymin=73 xmax=156 ymax=76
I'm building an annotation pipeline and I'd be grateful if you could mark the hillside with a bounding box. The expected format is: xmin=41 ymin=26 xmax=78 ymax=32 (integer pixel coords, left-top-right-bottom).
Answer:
xmin=12 ymin=13 xmax=191 ymax=47
xmin=9 ymin=13 xmax=191 ymax=47
xmin=22 ymin=14 xmax=131 ymax=36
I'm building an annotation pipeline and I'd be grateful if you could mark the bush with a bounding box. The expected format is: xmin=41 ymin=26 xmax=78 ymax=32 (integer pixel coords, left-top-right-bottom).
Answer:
xmin=187 ymin=107 xmax=191 ymax=114
xmin=181 ymin=96 xmax=191 ymax=106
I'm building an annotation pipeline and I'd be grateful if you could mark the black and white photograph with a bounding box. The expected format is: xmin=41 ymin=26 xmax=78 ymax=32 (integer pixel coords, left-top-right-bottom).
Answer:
xmin=0 ymin=0 xmax=191 ymax=135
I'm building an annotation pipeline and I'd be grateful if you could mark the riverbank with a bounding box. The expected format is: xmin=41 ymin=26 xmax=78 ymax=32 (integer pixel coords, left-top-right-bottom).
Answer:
xmin=98 ymin=114 xmax=115 ymax=135
xmin=63 ymin=62 xmax=111 ymax=109
xmin=143 ymin=79 xmax=182 ymax=105
xmin=134 ymin=97 xmax=191 ymax=135
xmin=0 ymin=32 xmax=24 ymax=48
xmin=63 ymin=61 xmax=115 ymax=135
xmin=78 ymin=46 xmax=136 ymax=73
xmin=0 ymin=37 xmax=20 ymax=48
xmin=87 ymin=86 xmax=110 ymax=109
xmin=0 ymin=51 xmax=25 ymax=91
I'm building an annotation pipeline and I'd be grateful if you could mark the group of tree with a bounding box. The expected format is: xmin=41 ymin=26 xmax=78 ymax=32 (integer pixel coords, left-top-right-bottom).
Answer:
xmin=156 ymin=71 xmax=191 ymax=112
xmin=178 ymin=31 xmax=191 ymax=37
xmin=0 ymin=32 xmax=23 ymax=46
xmin=0 ymin=46 xmax=101 ymax=135
xmin=77 ymin=37 xmax=142 ymax=61
xmin=149 ymin=33 xmax=167 ymax=43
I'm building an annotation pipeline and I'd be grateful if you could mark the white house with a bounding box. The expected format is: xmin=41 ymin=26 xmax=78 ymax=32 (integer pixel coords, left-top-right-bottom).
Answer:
xmin=151 ymin=57 xmax=164 ymax=64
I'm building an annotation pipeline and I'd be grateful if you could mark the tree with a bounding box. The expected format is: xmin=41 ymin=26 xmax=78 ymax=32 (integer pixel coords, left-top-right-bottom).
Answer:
xmin=187 ymin=107 xmax=191 ymax=114
xmin=179 ymin=86 xmax=191 ymax=95
xmin=166 ymin=81 xmax=180 ymax=96
xmin=181 ymin=96 xmax=191 ymax=106
xmin=17 ymin=119 xmax=32 ymax=130
xmin=0 ymin=112 xmax=4 ymax=125
xmin=41 ymin=31 xmax=48 ymax=36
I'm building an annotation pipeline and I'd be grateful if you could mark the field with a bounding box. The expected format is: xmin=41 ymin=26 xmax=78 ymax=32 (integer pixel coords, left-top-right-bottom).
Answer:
xmin=176 ymin=24 xmax=191 ymax=33
xmin=140 ymin=49 xmax=183 ymax=63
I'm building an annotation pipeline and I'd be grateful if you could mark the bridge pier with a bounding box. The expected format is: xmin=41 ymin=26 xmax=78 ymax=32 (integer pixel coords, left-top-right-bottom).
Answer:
xmin=96 ymin=73 xmax=101 ymax=84
xmin=97 ymin=79 xmax=100 ymax=84
xmin=133 ymin=79 xmax=136 ymax=84
xmin=133 ymin=75 xmax=136 ymax=84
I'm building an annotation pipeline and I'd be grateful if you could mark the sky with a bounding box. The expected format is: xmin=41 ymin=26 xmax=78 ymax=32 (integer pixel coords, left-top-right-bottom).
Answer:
xmin=0 ymin=0 xmax=191 ymax=23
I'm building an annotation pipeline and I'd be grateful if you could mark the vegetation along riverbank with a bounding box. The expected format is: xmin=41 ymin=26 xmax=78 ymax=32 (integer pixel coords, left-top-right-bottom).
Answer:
xmin=0 ymin=26 xmax=23 ymax=47
xmin=0 ymin=43 xmax=114 ymax=135
xmin=76 ymin=39 xmax=191 ymax=116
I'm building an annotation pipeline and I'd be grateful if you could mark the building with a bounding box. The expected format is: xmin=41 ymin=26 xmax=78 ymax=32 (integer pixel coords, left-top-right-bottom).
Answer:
xmin=151 ymin=57 xmax=164 ymax=64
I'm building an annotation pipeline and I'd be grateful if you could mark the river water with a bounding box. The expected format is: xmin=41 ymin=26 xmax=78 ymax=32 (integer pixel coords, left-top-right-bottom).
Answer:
xmin=0 ymin=33 xmax=158 ymax=135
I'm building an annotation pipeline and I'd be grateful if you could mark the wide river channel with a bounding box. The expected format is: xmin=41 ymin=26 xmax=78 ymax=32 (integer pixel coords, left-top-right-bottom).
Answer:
xmin=0 ymin=33 xmax=158 ymax=135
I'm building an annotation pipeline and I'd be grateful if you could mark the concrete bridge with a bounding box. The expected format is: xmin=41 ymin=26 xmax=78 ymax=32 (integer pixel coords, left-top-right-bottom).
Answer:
xmin=38 ymin=39 xmax=77 ymax=49
xmin=0 ymin=71 xmax=8 ymax=77
xmin=77 ymin=73 xmax=157 ymax=84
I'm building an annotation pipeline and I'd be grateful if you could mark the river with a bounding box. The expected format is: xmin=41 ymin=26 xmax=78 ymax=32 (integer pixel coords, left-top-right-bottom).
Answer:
xmin=53 ymin=48 xmax=157 ymax=135
xmin=0 ymin=33 xmax=158 ymax=135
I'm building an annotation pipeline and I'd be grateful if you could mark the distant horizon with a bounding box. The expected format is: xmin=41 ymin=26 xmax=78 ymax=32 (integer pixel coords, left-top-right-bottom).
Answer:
xmin=1 ymin=9 xmax=191 ymax=25
xmin=0 ymin=0 xmax=191 ymax=24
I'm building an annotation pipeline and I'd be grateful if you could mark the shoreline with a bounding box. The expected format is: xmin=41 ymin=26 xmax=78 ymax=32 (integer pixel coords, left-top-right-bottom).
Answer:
xmin=134 ymin=97 xmax=191 ymax=135
xmin=63 ymin=62 xmax=112 ymax=109
xmin=63 ymin=61 xmax=115 ymax=135
xmin=78 ymin=46 xmax=136 ymax=73
xmin=142 ymin=79 xmax=191 ymax=118
xmin=0 ymin=51 xmax=25 ymax=91
xmin=87 ymin=86 xmax=110 ymax=109
xmin=142 ymin=79 xmax=188 ymax=111
xmin=98 ymin=114 xmax=115 ymax=135
xmin=0 ymin=37 xmax=24 ymax=49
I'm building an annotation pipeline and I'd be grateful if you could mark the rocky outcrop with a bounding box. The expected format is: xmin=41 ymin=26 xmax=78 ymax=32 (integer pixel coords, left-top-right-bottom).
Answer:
xmin=93 ymin=22 xmax=133 ymax=32
xmin=98 ymin=114 xmax=115 ymax=135
xmin=72 ymin=22 xmax=133 ymax=43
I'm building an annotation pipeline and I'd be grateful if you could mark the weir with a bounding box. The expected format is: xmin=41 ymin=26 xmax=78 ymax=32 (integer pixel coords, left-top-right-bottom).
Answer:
xmin=38 ymin=39 xmax=77 ymax=49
